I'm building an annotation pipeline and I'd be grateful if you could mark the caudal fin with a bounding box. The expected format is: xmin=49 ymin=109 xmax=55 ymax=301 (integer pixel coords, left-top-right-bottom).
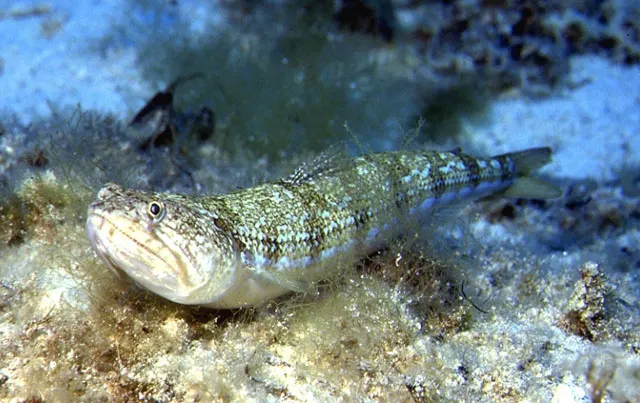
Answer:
xmin=496 ymin=147 xmax=552 ymax=174
xmin=495 ymin=147 xmax=563 ymax=199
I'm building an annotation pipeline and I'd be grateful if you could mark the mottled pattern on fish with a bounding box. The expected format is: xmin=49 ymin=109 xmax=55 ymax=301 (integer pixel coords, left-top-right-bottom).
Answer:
xmin=86 ymin=148 xmax=558 ymax=308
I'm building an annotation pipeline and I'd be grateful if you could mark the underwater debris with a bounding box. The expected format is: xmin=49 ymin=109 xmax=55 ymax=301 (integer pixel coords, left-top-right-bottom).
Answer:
xmin=461 ymin=281 xmax=489 ymax=314
xmin=130 ymin=74 xmax=214 ymax=151
xmin=21 ymin=149 xmax=49 ymax=168
xmin=130 ymin=83 xmax=174 ymax=149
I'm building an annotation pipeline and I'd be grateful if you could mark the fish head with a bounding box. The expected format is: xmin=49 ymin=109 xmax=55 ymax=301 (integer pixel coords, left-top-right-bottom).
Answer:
xmin=86 ymin=183 xmax=239 ymax=305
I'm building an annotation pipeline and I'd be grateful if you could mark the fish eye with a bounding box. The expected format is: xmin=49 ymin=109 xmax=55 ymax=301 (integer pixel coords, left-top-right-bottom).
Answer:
xmin=147 ymin=201 xmax=165 ymax=222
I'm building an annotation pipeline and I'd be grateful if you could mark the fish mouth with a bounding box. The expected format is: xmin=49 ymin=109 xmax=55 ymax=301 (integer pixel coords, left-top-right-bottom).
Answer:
xmin=86 ymin=212 xmax=129 ymax=279
xmin=85 ymin=206 xmax=205 ymax=302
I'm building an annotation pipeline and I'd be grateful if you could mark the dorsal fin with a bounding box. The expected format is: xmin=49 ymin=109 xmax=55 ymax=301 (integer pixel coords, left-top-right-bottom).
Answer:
xmin=284 ymin=146 xmax=349 ymax=185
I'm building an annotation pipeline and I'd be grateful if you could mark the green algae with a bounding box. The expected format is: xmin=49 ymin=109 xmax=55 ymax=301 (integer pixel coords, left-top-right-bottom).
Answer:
xmin=0 ymin=172 xmax=90 ymax=247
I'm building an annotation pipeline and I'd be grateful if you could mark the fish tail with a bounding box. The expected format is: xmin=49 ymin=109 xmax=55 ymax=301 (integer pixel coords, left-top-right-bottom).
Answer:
xmin=499 ymin=147 xmax=552 ymax=175
xmin=495 ymin=147 xmax=562 ymax=199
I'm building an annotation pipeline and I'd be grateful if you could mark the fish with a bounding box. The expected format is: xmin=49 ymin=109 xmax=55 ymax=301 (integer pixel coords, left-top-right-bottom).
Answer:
xmin=85 ymin=147 xmax=561 ymax=308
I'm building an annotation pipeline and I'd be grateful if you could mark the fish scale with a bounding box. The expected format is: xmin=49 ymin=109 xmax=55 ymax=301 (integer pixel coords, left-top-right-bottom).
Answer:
xmin=85 ymin=147 xmax=560 ymax=308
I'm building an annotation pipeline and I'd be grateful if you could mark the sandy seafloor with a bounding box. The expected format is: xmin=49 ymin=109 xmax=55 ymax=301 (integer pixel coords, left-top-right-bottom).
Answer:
xmin=1 ymin=1 xmax=639 ymax=402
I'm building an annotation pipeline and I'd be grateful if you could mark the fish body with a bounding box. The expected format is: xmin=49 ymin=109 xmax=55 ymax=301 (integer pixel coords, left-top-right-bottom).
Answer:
xmin=86 ymin=147 xmax=559 ymax=308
